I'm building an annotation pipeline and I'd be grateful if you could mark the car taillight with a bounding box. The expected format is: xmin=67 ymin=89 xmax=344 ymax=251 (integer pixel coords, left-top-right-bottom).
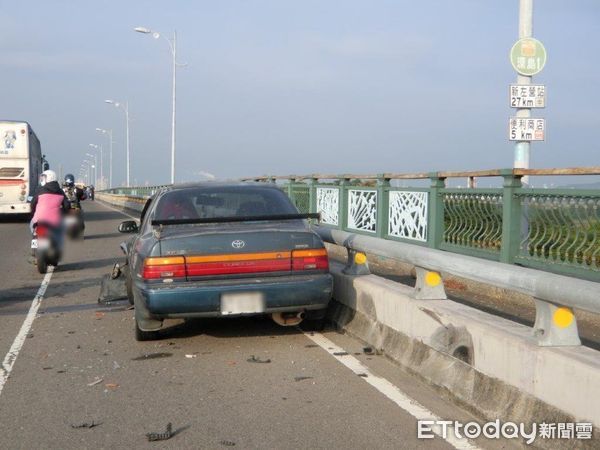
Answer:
xmin=143 ymin=256 xmax=186 ymax=279
xmin=292 ymin=248 xmax=329 ymax=271
xmin=186 ymin=252 xmax=291 ymax=277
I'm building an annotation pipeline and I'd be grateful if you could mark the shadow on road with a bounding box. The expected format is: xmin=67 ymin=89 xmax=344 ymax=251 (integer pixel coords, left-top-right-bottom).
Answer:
xmin=156 ymin=315 xmax=321 ymax=341
xmin=82 ymin=232 xmax=122 ymax=240
xmin=0 ymin=214 xmax=30 ymax=224
xmin=59 ymin=257 xmax=123 ymax=272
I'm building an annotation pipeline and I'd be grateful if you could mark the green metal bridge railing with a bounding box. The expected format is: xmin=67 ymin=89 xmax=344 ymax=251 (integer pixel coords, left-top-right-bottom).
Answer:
xmin=100 ymin=167 xmax=600 ymax=282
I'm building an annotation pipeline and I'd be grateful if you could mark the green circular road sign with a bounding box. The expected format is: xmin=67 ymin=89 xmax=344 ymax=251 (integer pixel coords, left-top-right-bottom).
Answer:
xmin=510 ymin=37 xmax=547 ymax=76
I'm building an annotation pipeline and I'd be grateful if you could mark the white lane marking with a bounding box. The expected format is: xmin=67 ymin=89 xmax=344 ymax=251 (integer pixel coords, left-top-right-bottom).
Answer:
xmin=304 ymin=332 xmax=481 ymax=450
xmin=95 ymin=199 xmax=138 ymax=220
xmin=0 ymin=267 xmax=54 ymax=397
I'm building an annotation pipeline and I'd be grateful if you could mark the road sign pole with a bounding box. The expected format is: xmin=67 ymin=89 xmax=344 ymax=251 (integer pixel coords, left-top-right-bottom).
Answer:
xmin=514 ymin=0 xmax=533 ymax=185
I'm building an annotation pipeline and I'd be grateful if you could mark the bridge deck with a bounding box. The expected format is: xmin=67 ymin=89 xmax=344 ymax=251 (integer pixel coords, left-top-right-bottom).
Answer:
xmin=0 ymin=201 xmax=511 ymax=449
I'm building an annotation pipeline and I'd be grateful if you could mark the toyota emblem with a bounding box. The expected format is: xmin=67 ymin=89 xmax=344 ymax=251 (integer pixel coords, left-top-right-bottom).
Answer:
xmin=231 ymin=240 xmax=245 ymax=249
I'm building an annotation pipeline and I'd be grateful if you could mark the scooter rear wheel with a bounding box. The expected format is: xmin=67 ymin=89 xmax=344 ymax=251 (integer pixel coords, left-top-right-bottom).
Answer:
xmin=36 ymin=251 xmax=48 ymax=274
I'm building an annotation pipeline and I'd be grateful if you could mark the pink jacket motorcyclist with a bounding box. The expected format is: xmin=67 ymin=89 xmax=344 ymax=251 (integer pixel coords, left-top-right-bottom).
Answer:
xmin=31 ymin=179 xmax=70 ymax=228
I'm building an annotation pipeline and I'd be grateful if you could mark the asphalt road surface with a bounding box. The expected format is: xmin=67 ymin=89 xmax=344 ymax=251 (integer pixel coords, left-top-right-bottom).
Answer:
xmin=0 ymin=201 xmax=513 ymax=449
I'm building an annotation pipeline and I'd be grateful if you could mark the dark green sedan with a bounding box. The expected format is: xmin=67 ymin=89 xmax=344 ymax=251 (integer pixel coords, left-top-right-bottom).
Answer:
xmin=118 ymin=183 xmax=333 ymax=341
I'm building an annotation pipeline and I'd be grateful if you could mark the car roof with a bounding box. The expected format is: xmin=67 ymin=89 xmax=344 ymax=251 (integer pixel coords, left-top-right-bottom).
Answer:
xmin=162 ymin=181 xmax=284 ymax=191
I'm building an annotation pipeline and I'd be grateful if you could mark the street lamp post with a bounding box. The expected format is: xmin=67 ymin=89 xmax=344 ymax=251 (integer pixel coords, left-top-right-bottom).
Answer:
xmin=85 ymin=153 xmax=97 ymax=186
xmin=134 ymin=26 xmax=184 ymax=185
xmin=89 ymin=144 xmax=103 ymax=189
xmin=96 ymin=128 xmax=113 ymax=188
xmin=105 ymin=99 xmax=130 ymax=187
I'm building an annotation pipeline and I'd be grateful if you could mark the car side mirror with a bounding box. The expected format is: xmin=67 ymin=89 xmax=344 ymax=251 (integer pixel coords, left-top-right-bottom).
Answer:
xmin=43 ymin=162 xmax=50 ymax=171
xmin=118 ymin=220 xmax=138 ymax=233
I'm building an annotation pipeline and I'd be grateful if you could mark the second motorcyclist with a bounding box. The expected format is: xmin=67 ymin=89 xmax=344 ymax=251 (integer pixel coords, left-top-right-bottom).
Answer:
xmin=62 ymin=173 xmax=87 ymax=238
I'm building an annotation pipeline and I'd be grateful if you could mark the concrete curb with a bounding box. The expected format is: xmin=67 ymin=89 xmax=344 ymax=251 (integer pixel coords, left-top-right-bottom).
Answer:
xmin=328 ymin=263 xmax=600 ymax=447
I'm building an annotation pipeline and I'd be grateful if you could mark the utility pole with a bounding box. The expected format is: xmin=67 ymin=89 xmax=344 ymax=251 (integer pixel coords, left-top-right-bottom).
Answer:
xmin=514 ymin=0 xmax=533 ymax=184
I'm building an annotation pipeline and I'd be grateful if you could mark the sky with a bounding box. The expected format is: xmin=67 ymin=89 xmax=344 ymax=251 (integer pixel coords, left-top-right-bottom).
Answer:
xmin=0 ymin=0 xmax=599 ymax=186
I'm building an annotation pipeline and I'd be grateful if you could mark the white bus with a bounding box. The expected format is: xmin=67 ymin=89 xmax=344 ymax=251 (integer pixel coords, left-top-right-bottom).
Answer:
xmin=0 ymin=121 xmax=45 ymax=214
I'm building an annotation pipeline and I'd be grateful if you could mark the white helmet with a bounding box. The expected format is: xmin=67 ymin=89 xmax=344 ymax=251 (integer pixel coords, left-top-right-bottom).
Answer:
xmin=40 ymin=170 xmax=58 ymax=186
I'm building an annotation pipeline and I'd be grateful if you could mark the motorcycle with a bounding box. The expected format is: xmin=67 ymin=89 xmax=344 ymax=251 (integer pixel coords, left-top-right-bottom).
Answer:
xmin=63 ymin=186 xmax=85 ymax=239
xmin=31 ymin=222 xmax=61 ymax=274
xmin=65 ymin=204 xmax=84 ymax=239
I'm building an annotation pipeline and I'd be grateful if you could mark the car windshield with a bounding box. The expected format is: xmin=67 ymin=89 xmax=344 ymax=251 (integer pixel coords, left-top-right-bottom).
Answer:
xmin=153 ymin=185 xmax=298 ymax=221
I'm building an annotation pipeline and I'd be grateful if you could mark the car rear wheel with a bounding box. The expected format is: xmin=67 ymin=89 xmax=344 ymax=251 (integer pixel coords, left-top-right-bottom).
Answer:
xmin=135 ymin=318 xmax=161 ymax=341
xmin=300 ymin=309 xmax=328 ymax=332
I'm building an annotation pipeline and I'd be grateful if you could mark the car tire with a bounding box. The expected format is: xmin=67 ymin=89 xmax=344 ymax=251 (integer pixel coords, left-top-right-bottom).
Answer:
xmin=300 ymin=309 xmax=328 ymax=331
xmin=135 ymin=319 xmax=161 ymax=341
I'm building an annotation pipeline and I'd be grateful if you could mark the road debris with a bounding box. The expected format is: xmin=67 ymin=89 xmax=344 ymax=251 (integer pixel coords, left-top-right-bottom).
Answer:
xmin=105 ymin=383 xmax=119 ymax=390
xmin=220 ymin=440 xmax=236 ymax=447
xmin=146 ymin=422 xmax=173 ymax=442
xmin=294 ymin=376 xmax=313 ymax=382
xmin=246 ymin=355 xmax=271 ymax=364
xmin=131 ymin=352 xmax=172 ymax=361
xmin=185 ymin=354 xmax=198 ymax=359
xmin=71 ymin=421 xmax=101 ymax=429
xmin=363 ymin=346 xmax=375 ymax=355
xmin=333 ymin=351 xmax=349 ymax=356
xmin=87 ymin=378 xmax=103 ymax=387
xmin=113 ymin=361 xmax=121 ymax=370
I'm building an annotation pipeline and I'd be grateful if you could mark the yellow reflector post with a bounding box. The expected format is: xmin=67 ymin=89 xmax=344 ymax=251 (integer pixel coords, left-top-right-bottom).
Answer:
xmin=354 ymin=252 xmax=367 ymax=265
xmin=425 ymin=271 xmax=442 ymax=287
xmin=553 ymin=307 xmax=575 ymax=329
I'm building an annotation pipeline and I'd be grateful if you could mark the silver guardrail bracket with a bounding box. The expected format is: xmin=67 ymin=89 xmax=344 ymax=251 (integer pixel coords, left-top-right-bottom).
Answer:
xmin=414 ymin=267 xmax=447 ymax=300
xmin=532 ymin=300 xmax=581 ymax=347
xmin=342 ymin=249 xmax=371 ymax=276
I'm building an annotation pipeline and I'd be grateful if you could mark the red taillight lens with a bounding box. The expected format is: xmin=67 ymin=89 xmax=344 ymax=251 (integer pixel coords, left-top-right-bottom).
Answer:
xmin=143 ymin=256 xmax=186 ymax=279
xmin=36 ymin=226 xmax=48 ymax=238
xmin=292 ymin=249 xmax=329 ymax=271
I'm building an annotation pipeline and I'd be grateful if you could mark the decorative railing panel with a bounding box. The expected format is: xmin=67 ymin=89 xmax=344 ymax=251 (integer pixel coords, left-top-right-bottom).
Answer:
xmin=388 ymin=191 xmax=428 ymax=242
xmin=442 ymin=191 xmax=503 ymax=254
xmin=291 ymin=184 xmax=310 ymax=213
xmin=517 ymin=193 xmax=600 ymax=273
xmin=348 ymin=189 xmax=377 ymax=233
xmin=316 ymin=187 xmax=339 ymax=226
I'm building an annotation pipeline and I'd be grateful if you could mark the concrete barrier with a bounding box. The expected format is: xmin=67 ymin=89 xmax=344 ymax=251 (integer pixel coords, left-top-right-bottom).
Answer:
xmin=96 ymin=193 xmax=146 ymax=214
xmin=328 ymin=262 xmax=600 ymax=445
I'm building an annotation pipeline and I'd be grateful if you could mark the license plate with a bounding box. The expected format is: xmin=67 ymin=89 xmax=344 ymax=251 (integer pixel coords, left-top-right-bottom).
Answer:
xmin=34 ymin=238 xmax=50 ymax=250
xmin=220 ymin=292 xmax=265 ymax=315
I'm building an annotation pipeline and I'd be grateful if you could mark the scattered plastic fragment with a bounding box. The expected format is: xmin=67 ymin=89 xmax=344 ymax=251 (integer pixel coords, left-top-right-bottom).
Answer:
xmin=333 ymin=351 xmax=349 ymax=356
xmin=220 ymin=440 xmax=236 ymax=447
xmin=71 ymin=421 xmax=100 ymax=429
xmin=87 ymin=378 xmax=103 ymax=387
xmin=357 ymin=373 xmax=368 ymax=378
xmin=146 ymin=423 xmax=173 ymax=442
xmin=131 ymin=352 xmax=172 ymax=361
xmin=185 ymin=354 xmax=197 ymax=359
xmin=294 ymin=376 xmax=313 ymax=382
xmin=113 ymin=361 xmax=121 ymax=370
xmin=246 ymin=355 xmax=271 ymax=364
xmin=105 ymin=383 xmax=119 ymax=390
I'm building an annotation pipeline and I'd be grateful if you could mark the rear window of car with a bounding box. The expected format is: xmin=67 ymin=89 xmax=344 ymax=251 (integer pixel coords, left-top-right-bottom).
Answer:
xmin=153 ymin=186 xmax=298 ymax=220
